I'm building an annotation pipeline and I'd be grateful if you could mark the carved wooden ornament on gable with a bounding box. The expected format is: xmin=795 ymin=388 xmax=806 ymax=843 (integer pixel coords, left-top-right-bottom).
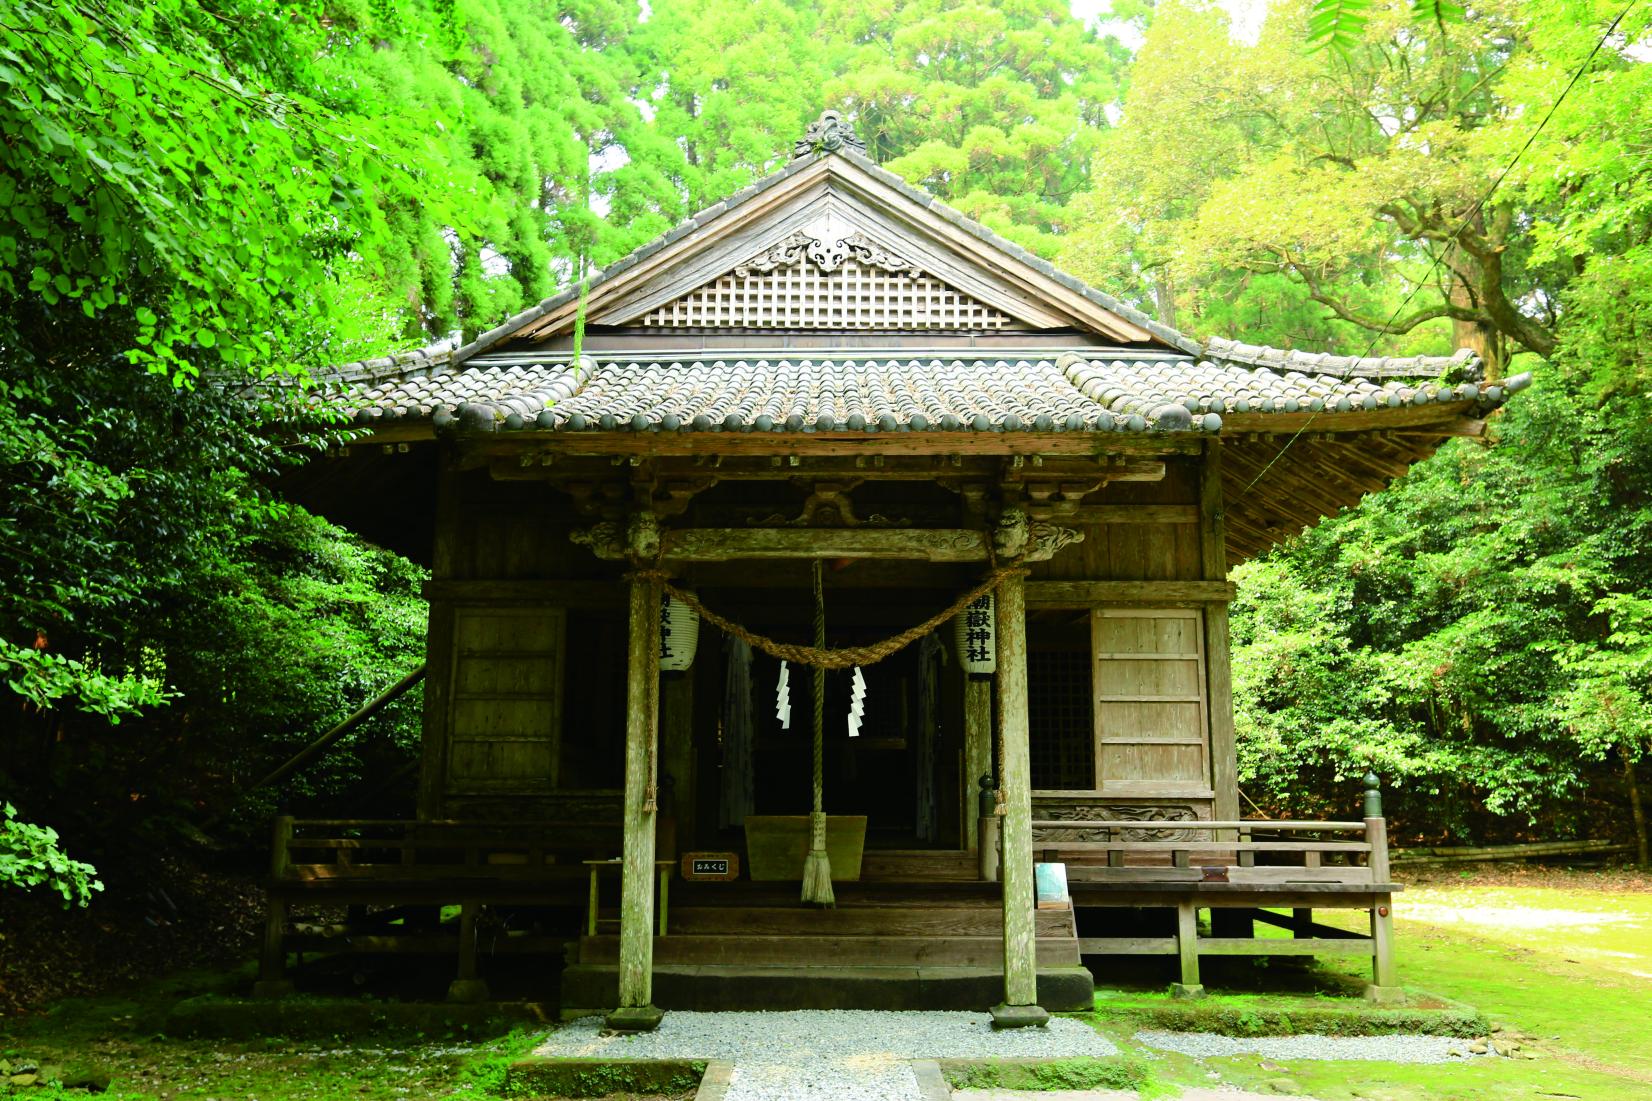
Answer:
xmin=635 ymin=226 xmax=1017 ymax=331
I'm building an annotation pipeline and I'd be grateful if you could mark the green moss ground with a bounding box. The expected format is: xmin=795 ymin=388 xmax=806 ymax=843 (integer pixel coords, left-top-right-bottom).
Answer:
xmin=2 ymin=873 xmax=1646 ymax=1099
xmin=1088 ymin=872 xmax=1652 ymax=1099
xmin=0 ymin=970 xmax=676 ymax=1100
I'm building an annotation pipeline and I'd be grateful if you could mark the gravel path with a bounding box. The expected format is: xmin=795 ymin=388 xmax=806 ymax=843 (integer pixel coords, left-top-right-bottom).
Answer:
xmin=536 ymin=1010 xmax=1118 ymax=1101
xmin=1134 ymin=1029 xmax=1483 ymax=1064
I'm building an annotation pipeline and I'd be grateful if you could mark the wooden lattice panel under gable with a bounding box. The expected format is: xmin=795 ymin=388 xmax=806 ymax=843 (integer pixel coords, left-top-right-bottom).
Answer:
xmin=637 ymin=257 xmax=1016 ymax=330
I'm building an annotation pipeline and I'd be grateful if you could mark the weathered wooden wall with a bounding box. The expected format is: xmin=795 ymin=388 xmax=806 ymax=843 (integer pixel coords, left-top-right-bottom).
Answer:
xmin=413 ymin=445 xmax=1239 ymax=840
xmin=419 ymin=459 xmax=626 ymax=819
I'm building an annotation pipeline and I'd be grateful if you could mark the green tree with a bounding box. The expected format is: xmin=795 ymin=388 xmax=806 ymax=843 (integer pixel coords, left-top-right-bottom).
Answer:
xmin=1063 ymin=0 xmax=1652 ymax=376
xmin=629 ymin=0 xmax=1138 ymax=254
xmin=1230 ymin=371 xmax=1652 ymax=842
xmin=823 ymin=0 xmax=1135 ymax=253
xmin=0 ymin=0 xmax=673 ymax=886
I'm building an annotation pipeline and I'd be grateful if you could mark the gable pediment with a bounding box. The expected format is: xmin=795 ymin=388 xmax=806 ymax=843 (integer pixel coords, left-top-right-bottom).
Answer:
xmin=475 ymin=133 xmax=1190 ymax=354
xmin=613 ymin=203 xmax=1020 ymax=331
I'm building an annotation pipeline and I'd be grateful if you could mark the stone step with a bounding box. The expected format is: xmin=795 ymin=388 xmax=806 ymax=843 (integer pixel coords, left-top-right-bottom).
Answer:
xmin=599 ymin=905 xmax=1074 ymax=938
xmin=560 ymin=962 xmax=1096 ymax=1014
xmin=577 ymin=933 xmax=1081 ymax=967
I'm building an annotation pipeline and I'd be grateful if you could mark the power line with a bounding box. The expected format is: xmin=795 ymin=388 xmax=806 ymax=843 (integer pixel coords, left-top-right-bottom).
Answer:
xmin=1236 ymin=0 xmax=1638 ymax=499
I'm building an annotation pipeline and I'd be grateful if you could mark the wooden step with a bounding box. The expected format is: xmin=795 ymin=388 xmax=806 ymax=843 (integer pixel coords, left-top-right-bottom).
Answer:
xmin=859 ymin=850 xmax=979 ymax=882
xmin=578 ymin=933 xmax=1081 ymax=967
xmin=599 ymin=905 xmax=1075 ymax=938
xmin=667 ymin=880 xmax=1001 ymax=907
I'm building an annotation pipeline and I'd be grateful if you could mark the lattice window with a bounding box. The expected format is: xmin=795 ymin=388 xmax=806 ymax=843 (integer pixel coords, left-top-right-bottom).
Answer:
xmin=1029 ymin=649 xmax=1095 ymax=790
xmin=636 ymin=258 xmax=1014 ymax=330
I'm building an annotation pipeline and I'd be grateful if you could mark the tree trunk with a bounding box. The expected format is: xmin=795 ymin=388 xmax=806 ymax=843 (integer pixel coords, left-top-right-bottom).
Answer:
xmin=1153 ymin=275 xmax=1178 ymax=333
xmin=1447 ymin=261 xmax=1505 ymax=381
xmin=1625 ymin=746 xmax=1649 ymax=868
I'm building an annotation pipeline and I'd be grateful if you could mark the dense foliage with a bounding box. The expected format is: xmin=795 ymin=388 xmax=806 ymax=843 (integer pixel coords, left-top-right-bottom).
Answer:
xmin=1087 ymin=0 xmax=1652 ymax=837
xmin=2 ymin=0 xmax=1649 ymax=900
xmin=1231 ymin=372 xmax=1652 ymax=834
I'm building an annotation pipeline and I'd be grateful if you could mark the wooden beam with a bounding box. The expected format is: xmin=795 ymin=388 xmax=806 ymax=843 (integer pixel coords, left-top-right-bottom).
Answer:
xmin=1054 ymin=505 xmax=1198 ymax=525
xmin=422 ymin=580 xmax=622 ymax=607
xmin=1199 ymin=938 xmax=1371 ymax=957
xmin=1024 ymin=580 xmax=1235 ymax=607
xmin=995 ymin=571 xmax=1038 ymax=1009
xmin=667 ymin=527 xmax=991 ymax=561
xmin=577 ymin=525 xmax=1082 ymax=564
xmin=1218 ymin=401 xmax=1478 ymax=434
xmin=458 ymin=431 xmax=1205 ymax=460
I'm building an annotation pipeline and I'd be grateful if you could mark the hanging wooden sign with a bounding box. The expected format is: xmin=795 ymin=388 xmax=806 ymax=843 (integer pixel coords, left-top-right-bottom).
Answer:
xmin=954 ymin=592 xmax=997 ymax=676
xmin=680 ymin=852 xmax=741 ymax=882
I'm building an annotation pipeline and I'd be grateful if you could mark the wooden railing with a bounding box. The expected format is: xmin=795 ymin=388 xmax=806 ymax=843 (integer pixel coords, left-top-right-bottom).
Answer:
xmin=1007 ymin=792 xmax=1402 ymax=1001
xmin=271 ymin=815 xmax=621 ymax=882
xmin=1026 ymin=817 xmax=1391 ymax=885
xmin=259 ymin=813 xmax=622 ymax=1001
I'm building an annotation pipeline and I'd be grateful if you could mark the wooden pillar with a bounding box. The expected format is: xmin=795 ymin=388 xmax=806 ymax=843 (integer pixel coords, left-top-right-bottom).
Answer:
xmin=418 ymin=453 xmax=462 ymax=819
xmin=978 ymin=814 xmax=1000 ymax=883
xmin=610 ymin=514 xmax=664 ymax=1031
xmin=1370 ymin=893 xmax=1398 ymax=996
xmin=660 ymin=674 xmax=695 ymax=857
xmin=1364 ymin=795 xmax=1402 ymax=1003
xmin=253 ymin=815 xmax=294 ymax=998
xmin=963 ymin=678 xmax=992 ymax=853
xmin=1200 ymin=441 xmax=1239 ymax=823
xmin=447 ymin=899 xmax=488 ymax=1002
xmin=992 ymin=571 xmax=1044 ymax=1025
xmin=1174 ymin=900 xmax=1204 ymax=997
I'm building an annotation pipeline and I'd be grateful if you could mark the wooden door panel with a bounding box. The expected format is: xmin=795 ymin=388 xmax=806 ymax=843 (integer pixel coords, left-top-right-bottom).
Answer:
xmin=1093 ymin=609 xmax=1210 ymax=796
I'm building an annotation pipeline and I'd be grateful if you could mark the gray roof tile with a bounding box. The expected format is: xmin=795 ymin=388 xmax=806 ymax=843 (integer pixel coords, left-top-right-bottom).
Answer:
xmin=332 ymin=348 xmax=1513 ymax=435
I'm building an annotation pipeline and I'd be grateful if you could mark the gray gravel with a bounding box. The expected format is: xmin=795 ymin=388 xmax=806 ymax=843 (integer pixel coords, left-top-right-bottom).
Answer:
xmin=536 ymin=1009 xmax=1117 ymax=1101
xmin=1133 ymin=1029 xmax=1483 ymax=1063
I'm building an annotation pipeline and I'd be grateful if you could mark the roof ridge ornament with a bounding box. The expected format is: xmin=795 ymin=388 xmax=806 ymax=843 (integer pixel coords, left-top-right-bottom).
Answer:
xmin=793 ymin=110 xmax=867 ymax=161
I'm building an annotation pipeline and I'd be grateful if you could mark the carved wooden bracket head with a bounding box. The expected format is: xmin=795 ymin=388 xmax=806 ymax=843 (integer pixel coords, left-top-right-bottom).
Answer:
xmin=993 ymin=507 xmax=1081 ymax=562
xmin=570 ymin=521 xmax=627 ymax=561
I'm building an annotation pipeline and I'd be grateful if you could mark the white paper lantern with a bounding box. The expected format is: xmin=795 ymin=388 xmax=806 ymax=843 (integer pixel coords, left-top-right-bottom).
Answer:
xmin=659 ymin=592 xmax=699 ymax=672
xmin=953 ymin=592 xmax=997 ymax=676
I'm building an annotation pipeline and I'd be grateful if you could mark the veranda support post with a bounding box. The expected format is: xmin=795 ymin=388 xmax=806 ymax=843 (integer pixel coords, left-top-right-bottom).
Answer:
xmin=253 ymin=815 xmax=294 ymax=998
xmin=608 ymin=513 xmax=664 ymax=1032
xmin=447 ymin=899 xmax=487 ymax=1002
xmin=963 ymin=678 xmax=992 ymax=853
xmin=991 ymin=570 xmax=1046 ymax=1028
xmin=1363 ymin=773 xmax=1403 ymax=1004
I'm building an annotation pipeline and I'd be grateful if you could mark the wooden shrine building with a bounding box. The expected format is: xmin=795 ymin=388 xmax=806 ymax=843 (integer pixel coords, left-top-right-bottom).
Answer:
xmin=266 ymin=111 xmax=1528 ymax=1027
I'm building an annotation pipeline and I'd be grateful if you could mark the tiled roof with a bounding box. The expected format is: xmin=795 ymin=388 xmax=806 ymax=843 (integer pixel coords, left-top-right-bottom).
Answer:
xmin=337 ymin=348 xmax=1528 ymax=435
